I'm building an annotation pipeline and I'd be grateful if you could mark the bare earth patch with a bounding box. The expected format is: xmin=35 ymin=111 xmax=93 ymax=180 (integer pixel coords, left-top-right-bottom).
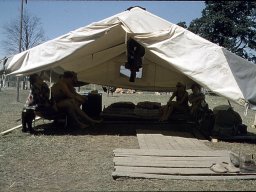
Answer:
xmin=0 ymin=88 xmax=256 ymax=191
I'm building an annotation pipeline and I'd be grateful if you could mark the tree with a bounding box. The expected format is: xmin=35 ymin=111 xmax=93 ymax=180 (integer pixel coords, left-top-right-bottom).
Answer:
xmin=176 ymin=22 xmax=187 ymax=29
xmin=180 ymin=1 xmax=256 ymax=63
xmin=1 ymin=11 xmax=46 ymax=91
xmin=1 ymin=11 xmax=45 ymax=55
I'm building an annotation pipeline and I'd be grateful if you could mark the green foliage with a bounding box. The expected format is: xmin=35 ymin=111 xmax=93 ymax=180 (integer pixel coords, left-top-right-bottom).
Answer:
xmin=176 ymin=22 xmax=187 ymax=29
xmin=181 ymin=1 xmax=256 ymax=63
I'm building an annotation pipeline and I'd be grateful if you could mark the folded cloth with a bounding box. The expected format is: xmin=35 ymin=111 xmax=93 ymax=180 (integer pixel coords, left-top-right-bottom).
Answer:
xmin=222 ymin=162 xmax=240 ymax=173
xmin=240 ymin=164 xmax=256 ymax=173
xmin=230 ymin=152 xmax=240 ymax=167
xmin=210 ymin=162 xmax=240 ymax=173
xmin=240 ymin=161 xmax=256 ymax=173
xmin=210 ymin=163 xmax=227 ymax=173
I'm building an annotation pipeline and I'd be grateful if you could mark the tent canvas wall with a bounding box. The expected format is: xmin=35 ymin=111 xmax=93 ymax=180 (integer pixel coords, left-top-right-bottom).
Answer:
xmin=5 ymin=7 xmax=256 ymax=110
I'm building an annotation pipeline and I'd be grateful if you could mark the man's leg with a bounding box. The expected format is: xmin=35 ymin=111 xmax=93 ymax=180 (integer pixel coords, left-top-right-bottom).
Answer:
xmin=68 ymin=99 xmax=102 ymax=124
xmin=57 ymin=99 xmax=89 ymax=129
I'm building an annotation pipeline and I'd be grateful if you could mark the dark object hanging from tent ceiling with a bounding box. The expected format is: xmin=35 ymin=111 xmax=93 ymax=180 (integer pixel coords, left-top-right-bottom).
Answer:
xmin=125 ymin=38 xmax=145 ymax=82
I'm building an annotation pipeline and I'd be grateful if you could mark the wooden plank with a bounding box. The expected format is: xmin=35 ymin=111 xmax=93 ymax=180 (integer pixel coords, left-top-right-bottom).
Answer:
xmin=162 ymin=135 xmax=176 ymax=150
xmin=114 ymin=153 xmax=230 ymax=158
xmin=113 ymin=148 xmax=228 ymax=155
xmin=144 ymin=133 xmax=158 ymax=149
xmin=115 ymin=166 xmax=217 ymax=175
xmin=137 ymin=129 xmax=171 ymax=150
xmin=114 ymin=160 xmax=228 ymax=168
xmin=113 ymin=149 xmax=230 ymax=157
xmin=138 ymin=129 xmax=173 ymax=149
xmin=168 ymin=135 xmax=188 ymax=150
xmin=151 ymin=133 xmax=170 ymax=150
xmin=180 ymin=133 xmax=211 ymax=150
xmin=171 ymin=132 xmax=202 ymax=150
xmin=114 ymin=166 xmax=256 ymax=176
xmin=179 ymin=131 xmax=207 ymax=145
xmin=112 ymin=171 xmax=256 ymax=180
xmin=154 ymin=132 xmax=173 ymax=150
xmin=164 ymin=132 xmax=185 ymax=150
xmin=137 ymin=130 xmax=160 ymax=149
xmin=136 ymin=132 xmax=149 ymax=149
xmin=137 ymin=129 xmax=210 ymax=151
xmin=148 ymin=133 xmax=161 ymax=149
xmin=163 ymin=130 xmax=210 ymax=151
xmin=113 ymin=156 xmax=231 ymax=163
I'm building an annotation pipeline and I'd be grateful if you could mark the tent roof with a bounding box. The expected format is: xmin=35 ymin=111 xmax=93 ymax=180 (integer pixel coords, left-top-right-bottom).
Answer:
xmin=5 ymin=7 xmax=256 ymax=110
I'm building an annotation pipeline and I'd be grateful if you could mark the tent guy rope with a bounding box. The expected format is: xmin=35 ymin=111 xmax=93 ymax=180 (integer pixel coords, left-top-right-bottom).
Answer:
xmin=0 ymin=117 xmax=41 ymax=136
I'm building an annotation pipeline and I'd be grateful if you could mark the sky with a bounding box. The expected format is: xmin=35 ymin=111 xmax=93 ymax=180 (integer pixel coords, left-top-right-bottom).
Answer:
xmin=0 ymin=0 xmax=205 ymax=59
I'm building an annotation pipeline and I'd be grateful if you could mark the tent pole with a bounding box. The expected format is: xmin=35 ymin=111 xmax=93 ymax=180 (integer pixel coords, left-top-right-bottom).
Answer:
xmin=49 ymin=69 xmax=52 ymax=100
xmin=0 ymin=75 xmax=2 ymax=92
xmin=227 ymin=100 xmax=232 ymax=108
xmin=16 ymin=77 xmax=20 ymax=102
xmin=153 ymin=62 xmax=157 ymax=92
xmin=0 ymin=117 xmax=41 ymax=136
xmin=17 ymin=0 xmax=24 ymax=102
xmin=125 ymin=32 xmax=128 ymax=57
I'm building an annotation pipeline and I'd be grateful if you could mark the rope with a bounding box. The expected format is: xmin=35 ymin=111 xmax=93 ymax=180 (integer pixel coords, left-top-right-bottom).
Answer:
xmin=227 ymin=100 xmax=232 ymax=108
xmin=244 ymin=102 xmax=249 ymax=116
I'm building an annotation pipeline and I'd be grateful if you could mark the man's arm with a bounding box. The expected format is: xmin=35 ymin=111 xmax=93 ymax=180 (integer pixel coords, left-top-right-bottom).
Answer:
xmin=177 ymin=92 xmax=188 ymax=105
xmin=73 ymin=91 xmax=87 ymax=104
xmin=167 ymin=92 xmax=176 ymax=105
xmin=60 ymin=82 xmax=85 ymax=104
xmin=189 ymin=94 xmax=205 ymax=104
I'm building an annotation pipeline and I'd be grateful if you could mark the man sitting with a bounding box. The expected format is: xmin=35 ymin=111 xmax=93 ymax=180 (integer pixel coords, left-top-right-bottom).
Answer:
xmin=25 ymin=74 xmax=52 ymax=108
xmin=188 ymin=83 xmax=208 ymax=120
xmin=23 ymin=74 xmax=58 ymax=133
xmin=51 ymin=71 xmax=101 ymax=129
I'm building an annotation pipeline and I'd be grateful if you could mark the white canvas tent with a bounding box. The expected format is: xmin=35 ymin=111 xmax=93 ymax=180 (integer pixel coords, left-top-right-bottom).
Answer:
xmin=5 ymin=7 xmax=256 ymax=110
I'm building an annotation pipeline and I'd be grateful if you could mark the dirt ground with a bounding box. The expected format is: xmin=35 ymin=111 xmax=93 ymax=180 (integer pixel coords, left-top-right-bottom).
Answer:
xmin=1 ymin=87 xmax=256 ymax=191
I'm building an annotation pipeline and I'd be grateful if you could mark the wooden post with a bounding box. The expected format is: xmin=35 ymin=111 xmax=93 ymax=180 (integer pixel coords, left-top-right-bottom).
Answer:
xmin=16 ymin=77 xmax=20 ymax=102
xmin=16 ymin=0 xmax=24 ymax=102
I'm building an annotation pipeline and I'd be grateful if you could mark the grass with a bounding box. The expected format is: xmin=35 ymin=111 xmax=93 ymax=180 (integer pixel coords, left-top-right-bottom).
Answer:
xmin=0 ymin=87 xmax=256 ymax=191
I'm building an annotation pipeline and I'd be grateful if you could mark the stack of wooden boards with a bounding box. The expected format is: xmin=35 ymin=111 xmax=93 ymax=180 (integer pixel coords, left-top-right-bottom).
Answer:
xmin=112 ymin=129 xmax=256 ymax=180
